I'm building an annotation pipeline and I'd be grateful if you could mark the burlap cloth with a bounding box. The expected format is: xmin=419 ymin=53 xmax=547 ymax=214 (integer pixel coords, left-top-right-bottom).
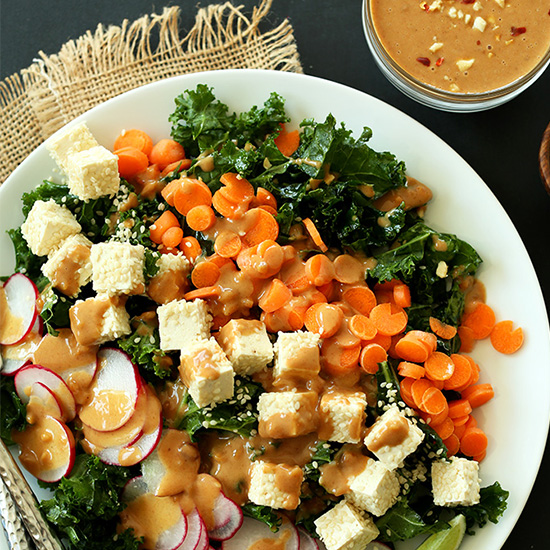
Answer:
xmin=0 ymin=0 xmax=303 ymax=184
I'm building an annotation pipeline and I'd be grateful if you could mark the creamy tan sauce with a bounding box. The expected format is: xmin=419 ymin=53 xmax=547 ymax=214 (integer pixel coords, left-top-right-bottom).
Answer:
xmin=367 ymin=414 xmax=410 ymax=452
xmin=50 ymin=244 xmax=90 ymax=297
xmin=370 ymin=0 xmax=550 ymax=93
xmin=69 ymin=298 xmax=110 ymax=346
xmin=0 ymin=287 xmax=23 ymax=343
xmin=319 ymin=445 xmax=370 ymax=496
xmin=147 ymin=268 xmax=188 ymax=304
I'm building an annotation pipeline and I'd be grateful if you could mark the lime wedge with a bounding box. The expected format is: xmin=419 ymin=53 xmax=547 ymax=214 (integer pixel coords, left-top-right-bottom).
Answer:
xmin=416 ymin=514 xmax=467 ymax=550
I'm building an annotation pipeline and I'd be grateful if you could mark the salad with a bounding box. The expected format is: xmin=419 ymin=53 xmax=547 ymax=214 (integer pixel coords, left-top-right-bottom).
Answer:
xmin=0 ymin=84 xmax=517 ymax=550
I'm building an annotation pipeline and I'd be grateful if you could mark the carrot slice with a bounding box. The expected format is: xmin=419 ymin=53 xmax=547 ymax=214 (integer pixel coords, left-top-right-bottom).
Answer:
xmin=220 ymin=172 xmax=255 ymax=204
xmin=173 ymin=178 xmax=213 ymax=216
xmin=149 ymin=138 xmax=186 ymax=170
xmin=161 ymin=159 xmax=192 ymax=178
xmin=242 ymin=208 xmax=280 ymax=247
xmin=397 ymin=361 xmax=425 ymax=379
xmin=191 ymin=261 xmax=221 ymax=288
xmin=411 ymin=378 xmax=434 ymax=409
xmin=343 ymin=286 xmax=377 ymax=316
xmin=453 ymin=421 xmax=467 ymax=441
xmin=420 ymin=387 xmax=448 ymax=416
xmin=394 ymin=331 xmax=431 ymax=362
xmin=114 ymin=129 xmax=154 ymax=156
xmin=114 ymin=146 xmax=149 ymax=180
xmin=179 ymin=236 xmax=202 ymax=262
xmin=275 ymin=127 xmax=300 ymax=157
xmin=161 ymin=226 xmax=184 ymax=249
xmin=258 ymin=279 xmax=293 ymax=313
xmin=433 ymin=416 xmax=455 ymax=440
xmin=461 ymin=303 xmax=496 ymax=340
xmin=444 ymin=354 xmax=473 ymax=390
xmin=429 ymin=316 xmax=458 ymax=340
xmin=400 ymin=377 xmax=417 ymax=408
xmin=186 ymin=205 xmax=216 ymax=232
xmin=304 ymin=303 xmax=343 ymax=339
xmin=490 ymin=320 xmax=524 ymax=354
xmin=370 ymin=302 xmax=408 ymax=336
xmin=332 ymin=254 xmax=365 ymax=284
xmin=214 ymin=231 xmax=242 ymax=259
xmin=447 ymin=398 xmax=473 ymax=419
xmin=424 ymin=351 xmax=455 ymax=381
xmin=443 ymin=433 xmax=460 ymax=456
xmin=364 ymin=332 xmax=392 ymax=352
xmin=302 ymin=218 xmax=328 ymax=252
xmin=393 ymin=284 xmax=411 ymax=308
xmin=359 ymin=343 xmax=387 ymax=374
xmin=459 ymin=427 xmax=488 ymax=457
xmin=212 ymin=187 xmax=245 ymax=219
xmin=462 ymin=383 xmax=495 ymax=408
xmin=149 ymin=210 xmax=180 ymax=244
xmin=305 ymin=254 xmax=335 ymax=287
xmin=184 ymin=286 xmax=220 ymax=301
xmin=255 ymin=187 xmax=278 ymax=209
xmin=349 ymin=314 xmax=377 ymax=341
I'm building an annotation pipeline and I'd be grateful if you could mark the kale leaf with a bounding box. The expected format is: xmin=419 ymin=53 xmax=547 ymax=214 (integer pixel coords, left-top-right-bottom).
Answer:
xmin=38 ymin=453 xmax=141 ymax=549
xmin=0 ymin=375 xmax=27 ymax=445
xmin=241 ymin=503 xmax=282 ymax=532
xmin=303 ymin=440 xmax=338 ymax=483
xmin=6 ymin=228 xmax=48 ymax=290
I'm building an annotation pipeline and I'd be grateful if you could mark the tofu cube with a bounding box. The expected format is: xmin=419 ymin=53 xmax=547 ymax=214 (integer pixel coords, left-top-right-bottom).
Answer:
xmin=272 ymin=330 xmax=320 ymax=386
xmin=65 ymin=145 xmax=120 ymax=200
xmin=348 ymin=458 xmax=400 ymax=516
xmin=257 ymin=390 xmax=318 ymax=439
xmin=178 ymin=337 xmax=234 ymax=408
xmin=314 ymin=500 xmax=379 ymax=550
xmin=45 ymin=122 xmax=99 ymax=173
xmin=318 ymin=389 xmax=367 ymax=444
xmin=41 ymin=234 xmax=93 ymax=297
xmin=157 ymin=299 xmax=212 ymax=351
xmin=218 ymin=319 xmax=273 ymax=375
xmin=90 ymin=242 xmax=145 ymax=296
xmin=432 ymin=457 xmax=480 ymax=506
xmin=69 ymin=294 xmax=130 ymax=346
xmin=147 ymin=252 xmax=191 ymax=304
xmin=248 ymin=461 xmax=303 ymax=510
xmin=364 ymin=406 xmax=424 ymax=470
xmin=21 ymin=199 xmax=81 ymax=256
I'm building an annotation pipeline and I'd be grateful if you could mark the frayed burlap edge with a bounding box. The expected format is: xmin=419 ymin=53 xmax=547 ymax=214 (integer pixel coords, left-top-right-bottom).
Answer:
xmin=0 ymin=0 xmax=302 ymax=184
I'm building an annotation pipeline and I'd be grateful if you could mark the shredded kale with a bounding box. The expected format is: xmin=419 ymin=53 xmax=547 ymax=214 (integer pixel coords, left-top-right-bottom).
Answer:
xmin=6 ymin=227 xmax=48 ymax=289
xmin=303 ymin=440 xmax=337 ymax=483
xmin=38 ymin=454 xmax=141 ymax=549
xmin=39 ymin=287 xmax=76 ymax=336
xmin=176 ymin=377 xmax=264 ymax=440
xmin=241 ymin=503 xmax=282 ymax=532
xmin=0 ymin=375 xmax=27 ymax=445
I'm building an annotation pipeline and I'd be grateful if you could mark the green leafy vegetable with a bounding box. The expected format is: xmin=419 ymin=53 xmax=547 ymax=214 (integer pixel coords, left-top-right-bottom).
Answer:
xmin=6 ymin=228 xmax=48 ymax=289
xmin=241 ymin=503 xmax=282 ymax=532
xmin=40 ymin=287 xmax=76 ymax=336
xmin=0 ymin=375 xmax=27 ymax=445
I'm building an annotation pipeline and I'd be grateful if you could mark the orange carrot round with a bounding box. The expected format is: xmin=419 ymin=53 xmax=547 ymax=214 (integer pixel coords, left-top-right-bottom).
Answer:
xmin=114 ymin=146 xmax=150 ymax=180
xmin=433 ymin=416 xmax=454 ymax=440
xmin=149 ymin=210 xmax=180 ymax=244
xmin=370 ymin=302 xmax=408 ymax=336
xmin=400 ymin=377 xmax=417 ymax=408
xmin=395 ymin=331 xmax=431 ymax=363
xmin=393 ymin=284 xmax=411 ymax=308
xmin=161 ymin=226 xmax=184 ymax=249
xmin=274 ymin=127 xmax=300 ymax=157
xmin=305 ymin=254 xmax=335 ymax=287
xmin=420 ymin=387 xmax=448 ymax=416
xmin=184 ymin=285 xmax=220 ymax=301
xmin=191 ymin=261 xmax=221 ymax=288
xmin=114 ymin=129 xmax=154 ymax=156
xmin=460 ymin=427 xmax=488 ymax=457
xmin=304 ymin=303 xmax=343 ymax=339
xmin=444 ymin=354 xmax=473 ymax=390
xmin=214 ymin=231 xmax=242 ymax=259
xmin=411 ymin=378 xmax=434 ymax=409
xmin=461 ymin=302 xmax=496 ymax=340
xmin=447 ymin=398 xmax=473 ymax=419
xmin=359 ymin=343 xmax=387 ymax=374
xmin=149 ymin=138 xmax=186 ymax=169
xmin=424 ymin=351 xmax=455 ymax=381
xmin=186 ymin=205 xmax=216 ymax=232
xmin=332 ymin=254 xmax=365 ymax=284
xmin=397 ymin=361 xmax=425 ymax=379
xmin=462 ymin=383 xmax=495 ymax=408
xmin=173 ymin=178 xmax=213 ymax=216
xmin=179 ymin=236 xmax=202 ymax=262
xmin=443 ymin=433 xmax=460 ymax=456
xmin=255 ymin=187 xmax=278 ymax=210
xmin=490 ymin=320 xmax=524 ymax=354
xmin=458 ymin=325 xmax=476 ymax=353
xmin=259 ymin=279 xmax=293 ymax=313
xmin=349 ymin=314 xmax=377 ymax=341
xmin=429 ymin=316 xmax=458 ymax=340
xmin=302 ymin=218 xmax=328 ymax=252
xmin=342 ymin=286 xmax=377 ymax=316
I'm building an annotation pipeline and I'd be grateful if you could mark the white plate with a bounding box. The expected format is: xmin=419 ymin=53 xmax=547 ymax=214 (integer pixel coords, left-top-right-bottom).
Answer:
xmin=1 ymin=69 xmax=549 ymax=550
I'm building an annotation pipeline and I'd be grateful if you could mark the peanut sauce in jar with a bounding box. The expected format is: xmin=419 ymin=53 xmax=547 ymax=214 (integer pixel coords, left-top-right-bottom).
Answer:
xmin=370 ymin=0 xmax=550 ymax=94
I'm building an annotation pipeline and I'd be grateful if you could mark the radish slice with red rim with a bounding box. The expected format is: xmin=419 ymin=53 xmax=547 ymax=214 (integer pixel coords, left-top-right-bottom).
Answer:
xmin=177 ymin=508 xmax=208 ymax=550
xmin=0 ymin=273 xmax=38 ymax=346
xmin=25 ymin=382 xmax=64 ymax=423
xmin=78 ymin=347 xmax=141 ymax=432
xmin=298 ymin=526 xmax=320 ymax=550
xmin=222 ymin=517 xmax=299 ymax=550
xmin=207 ymin=492 xmax=243 ymax=541
xmin=0 ymin=323 xmax=43 ymax=376
xmin=14 ymin=364 xmax=76 ymax=422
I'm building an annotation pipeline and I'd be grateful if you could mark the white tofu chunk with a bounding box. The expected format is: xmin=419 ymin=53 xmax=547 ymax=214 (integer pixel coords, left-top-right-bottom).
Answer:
xmin=21 ymin=199 xmax=81 ymax=257
xmin=147 ymin=252 xmax=191 ymax=305
xmin=364 ymin=406 xmax=424 ymax=470
xmin=318 ymin=389 xmax=367 ymax=444
xmin=257 ymin=390 xmax=318 ymax=439
xmin=45 ymin=121 xmax=99 ymax=173
xmin=65 ymin=145 xmax=120 ymax=200
xmin=69 ymin=295 xmax=131 ymax=346
xmin=314 ymin=500 xmax=379 ymax=550
xmin=432 ymin=457 xmax=481 ymax=506
xmin=157 ymin=299 xmax=212 ymax=351
xmin=217 ymin=319 xmax=273 ymax=375
xmin=178 ymin=337 xmax=234 ymax=408
xmin=41 ymin=234 xmax=93 ymax=297
xmin=248 ymin=461 xmax=303 ymax=510
xmin=90 ymin=242 xmax=145 ymax=296
xmin=348 ymin=458 xmax=400 ymax=516
xmin=272 ymin=330 xmax=320 ymax=386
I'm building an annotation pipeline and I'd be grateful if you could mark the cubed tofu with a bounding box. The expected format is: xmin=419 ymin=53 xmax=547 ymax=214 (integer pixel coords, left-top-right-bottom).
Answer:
xmin=348 ymin=458 xmax=400 ymax=516
xmin=218 ymin=319 xmax=273 ymax=375
xmin=45 ymin=122 xmax=99 ymax=173
xmin=41 ymin=234 xmax=93 ymax=297
xmin=248 ymin=461 xmax=303 ymax=510
xmin=147 ymin=252 xmax=190 ymax=305
xmin=364 ymin=406 xmax=424 ymax=470
xmin=69 ymin=295 xmax=130 ymax=346
xmin=21 ymin=199 xmax=81 ymax=257
xmin=318 ymin=389 xmax=367 ymax=444
xmin=432 ymin=457 xmax=480 ymax=506
xmin=157 ymin=299 xmax=212 ymax=351
xmin=90 ymin=242 xmax=145 ymax=296
xmin=178 ymin=337 xmax=234 ymax=408
xmin=272 ymin=330 xmax=320 ymax=386
xmin=314 ymin=500 xmax=379 ymax=550
xmin=257 ymin=390 xmax=318 ymax=439
xmin=65 ymin=145 xmax=120 ymax=200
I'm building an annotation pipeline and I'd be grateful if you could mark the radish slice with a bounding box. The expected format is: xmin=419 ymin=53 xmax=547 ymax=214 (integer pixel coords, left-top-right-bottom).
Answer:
xmin=78 ymin=348 xmax=141 ymax=432
xmin=25 ymin=382 xmax=64 ymax=423
xmin=0 ymin=273 xmax=38 ymax=346
xmin=222 ymin=517 xmax=300 ymax=550
xmin=207 ymin=492 xmax=243 ymax=541
xmin=14 ymin=364 xmax=76 ymax=422
xmin=298 ymin=527 xmax=319 ymax=550
xmin=96 ymin=388 xmax=162 ymax=467
xmin=12 ymin=415 xmax=75 ymax=482
xmin=0 ymin=322 xmax=43 ymax=376
xmin=177 ymin=508 xmax=208 ymax=550
xmin=121 ymin=476 xmax=188 ymax=550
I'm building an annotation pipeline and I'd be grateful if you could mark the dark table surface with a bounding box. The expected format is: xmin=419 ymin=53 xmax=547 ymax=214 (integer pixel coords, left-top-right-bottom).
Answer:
xmin=1 ymin=1 xmax=549 ymax=549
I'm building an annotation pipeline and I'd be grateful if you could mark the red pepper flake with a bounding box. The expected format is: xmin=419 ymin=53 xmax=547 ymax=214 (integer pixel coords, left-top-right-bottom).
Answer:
xmin=511 ymin=26 xmax=527 ymax=36
xmin=436 ymin=57 xmax=444 ymax=67
xmin=422 ymin=3 xmax=430 ymax=11
xmin=417 ymin=57 xmax=431 ymax=67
